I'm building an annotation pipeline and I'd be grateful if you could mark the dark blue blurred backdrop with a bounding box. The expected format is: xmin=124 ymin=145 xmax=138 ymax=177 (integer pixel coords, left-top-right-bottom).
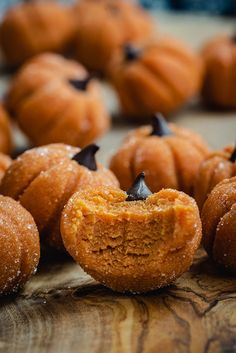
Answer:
xmin=0 ymin=0 xmax=236 ymax=15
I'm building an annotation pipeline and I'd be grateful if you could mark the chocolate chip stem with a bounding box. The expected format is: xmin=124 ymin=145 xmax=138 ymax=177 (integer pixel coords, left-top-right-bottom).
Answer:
xmin=72 ymin=144 xmax=99 ymax=171
xmin=150 ymin=113 xmax=172 ymax=137
xmin=124 ymin=44 xmax=141 ymax=61
xmin=126 ymin=172 xmax=152 ymax=201
xmin=229 ymin=146 xmax=236 ymax=163
xmin=69 ymin=76 xmax=93 ymax=91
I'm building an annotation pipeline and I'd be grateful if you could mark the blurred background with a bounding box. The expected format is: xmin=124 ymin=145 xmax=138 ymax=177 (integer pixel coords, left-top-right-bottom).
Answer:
xmin=1 ymin=0 xmax=236 ymax=14
xmin=0 ymin=0 xmax=235 ymax=156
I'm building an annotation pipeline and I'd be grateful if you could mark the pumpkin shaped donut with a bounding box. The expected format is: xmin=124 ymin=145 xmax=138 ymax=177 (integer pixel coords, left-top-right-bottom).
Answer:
xmin=194 ymin=144 xmax=236 ymax=210
xmin=0 ymin=1 xmax=76 ymax=67
xmin=202 ymin=177 xmax=236 ymax=271
xmin=0 ymin=153 xmax=11 ymax=182
xmin=110 ymin=114 xmax=209 ymax=195
xmin=6 ymin=53 xmax=110 ymax=148
xmin=61 ymin=172 xmax=202 ymax=293
xmin=201 ymin=34 xmax=236 ymax=108
xmin=0 ymin=143 xmax=119 ymax=251
xmin=0 ymin=104 xmax=12 ymax=155
xmin=107 ymin=36 xmax=203 ymax=119
xmin=72 ymin=0 xmax=154 ymax=73
xmin=0 ymin=195 xmax=40 ymax=295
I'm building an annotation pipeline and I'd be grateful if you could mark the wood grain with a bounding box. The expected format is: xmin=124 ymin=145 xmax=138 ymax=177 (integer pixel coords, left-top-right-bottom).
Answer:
xmin=0 ymin=248 xmax=235 ymax=353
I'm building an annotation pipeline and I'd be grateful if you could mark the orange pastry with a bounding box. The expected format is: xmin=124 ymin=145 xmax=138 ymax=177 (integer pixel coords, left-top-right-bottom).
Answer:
xmin=0 ymin=143 xmax=119 ymax=250
xmin=6 ymin=53 xmax=110 ymax=147
xmin=201 ymin=177 xmax=236 ymax=271
xmin=110 ymin=113 xmax=209 ymax=195
xmin=194 ymin=144 xmax=236 ymax=210
xmin=0 ymin=152 xmax=11 ymax=182
xmin=61 ymin=172 xmax=202 ymax=293
xmin=72 ymin=0 xmax=154 ymax=73
xmin=201 ymin=34 xmax=236 ymax=108
xmin=0 ymin=195 xmax=40 ymax=295
xmin=0 ymin=104 xmax=12 ymax=154
xmin=107 ymin=36 xmax=203 ymax=120
xmin=0 ymin=1 xmax=75 ymax=66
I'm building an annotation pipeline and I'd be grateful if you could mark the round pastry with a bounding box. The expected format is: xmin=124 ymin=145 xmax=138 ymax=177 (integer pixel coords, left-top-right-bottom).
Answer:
xmin=61 ymin=172 xmax=202 ymax=293
xmin=0 ymin=104 xmax=12 ymax=154
xmin=107 ymin=37 xmax=203 ymax=119
xmin=0 ymin=1 xmax=75 ymax=66
xmin=72 ymin=0 xmax=154 ymax=73
xmin=110 ymin=113 xmax=209 ymax=195
xmin=201 ymin=34 xmax=236 ymax=108
xmin=6 ymin=53 xmax=110 ymax=147
xmin=0 ymin=152 xmax=11 ymax=182
xmin=0 ymin=143 xmax=119 ymax=250
xmin=194 ymin=144 xmax=236 ymax=210
xmin=0 ymin=195 xmax=40 ymax=295
xmin=201 ymin=177 xmax=236 ymax=271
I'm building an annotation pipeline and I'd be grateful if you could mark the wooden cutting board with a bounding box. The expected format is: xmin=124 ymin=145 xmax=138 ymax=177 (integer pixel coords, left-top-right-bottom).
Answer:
xmin=0 ymin=248 xmax=235 ymax=353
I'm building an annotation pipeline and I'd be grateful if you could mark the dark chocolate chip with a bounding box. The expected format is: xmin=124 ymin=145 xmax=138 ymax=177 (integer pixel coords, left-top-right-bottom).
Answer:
xmin=72 ymin=144 xmax=99 ymax=171
xmin=69 ymin=76 xmax=92 ymax=91
xmin=124 ymin=44 xmax=141 ymax=61
xmin=126 ymin=172 xmax=152 ymax=201
xmin=229 ymin=146 xmax=236 ymax=163
xmin=150 ymin=113 xmax=172 ymax=137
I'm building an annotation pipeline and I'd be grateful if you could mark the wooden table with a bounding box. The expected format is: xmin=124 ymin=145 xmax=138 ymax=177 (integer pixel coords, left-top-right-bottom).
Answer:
xmin=0 ymin=11 xmax=236 ymax=353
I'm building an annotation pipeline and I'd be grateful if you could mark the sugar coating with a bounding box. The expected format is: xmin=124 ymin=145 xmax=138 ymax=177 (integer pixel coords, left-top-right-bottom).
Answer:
xmin=6 ymin=53 xmax=110 ymax=148
xmin=0 ymin=3 xmax=75 ymax=66
xmin=72 ymin=0 xmax=154 ymax=73
xmin=0 ymin=195 xmax=40 ymax=295
xmin=0 ymin=144 xmax=119 ymax=251
xmin=202 ymin=176 xmax=236 ymax=270
xmin=194 ymin=144 xmax=236 ymax=210
xmin=0 ymin=104 xmax=12 ymax=155
xmin=61 ymin=186 xmax=202 ymax=293
xmin=110 ymin=123 xmax=209 ymax=195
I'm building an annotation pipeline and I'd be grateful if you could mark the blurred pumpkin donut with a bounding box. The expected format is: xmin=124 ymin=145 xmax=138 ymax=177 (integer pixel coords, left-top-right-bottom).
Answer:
xmin=201 ymin=34 xmax=236 ymax=108
xmin=61 ymin=172 xmax=202 ymax=293
xmin=194 ymin=144 xmax=236 ymax=210
xmin=110 ymin=114 xmax=209 ymax=195
xmin=0 ymin=104 xmax=12 ymax=154
xmin=72 ymin=0 xmax=154 ymax=73
xmin=0 ymin=195 xmax=40 ymax=295
xmin=0 ymin=152 xmax=11 ymax=182
xmin=0 ymin=143 xmax=119 ymax=250
xmin=6 ymin=53 xmax=110 ymax=147
xmin=0 ymin=1 xmax=76 ymax=66
xmin=202 ymin=177 xmax=236 ymax=271
xmin=107 ymin=36 xmax=203 ymax=120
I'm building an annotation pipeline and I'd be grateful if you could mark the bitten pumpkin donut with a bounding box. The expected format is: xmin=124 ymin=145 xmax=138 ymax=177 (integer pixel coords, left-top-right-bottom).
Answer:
xmin=61 ymin=172 xmax=202 ymax=293
xmin=0 ymin=1 xmax=75 ymax=66
xmin=0 ymin=104 xmax=12 ymax=154
xmin=0 ymin=195 xmax=40 ymax=295
xmin=201 ymin=34 xmax=236 ymax=108
xmin=194 ymin=145 xmax=236 ymax=210
xmin=110 ymin=114 xmax=209 ymax=195
xmin=6 ymin=53 xmax=110 ymax=147
xmin=72 ymin=0 xmax=154 ymax=73
xmin=0 ymin=143 xmax=119 ymax=250
xmin=107 ymin=36 xmax=203 ymax=119
xmin=201 ymin=177 xmax=236 ymax=271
